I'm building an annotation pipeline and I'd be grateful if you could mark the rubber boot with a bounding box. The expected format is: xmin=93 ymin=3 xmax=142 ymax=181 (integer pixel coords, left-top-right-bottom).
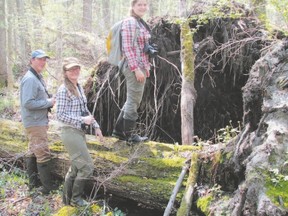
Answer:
xmin=112 ymin=110 xmax=126 ymax=140
xmin=25 ymin=157 xmax=41 ymax=190
xmin=37 ymin=160 xmax=57 ymax=194
xmin=70 ymin=178 xmax=89 ymax=207
xmin=123 ymin=119 xmax=148 ymax=144
xmin=62 ymin=168 xmax=76 ymax=205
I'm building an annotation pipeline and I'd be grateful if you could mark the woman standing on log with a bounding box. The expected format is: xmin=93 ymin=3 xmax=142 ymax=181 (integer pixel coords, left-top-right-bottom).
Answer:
xmin=112 ymin=0 xmax=151 ymax=144
xmin=56 ymin=57 xmax=103 ymax=207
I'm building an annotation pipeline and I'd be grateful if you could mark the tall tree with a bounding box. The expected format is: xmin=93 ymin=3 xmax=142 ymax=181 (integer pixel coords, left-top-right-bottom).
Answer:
xmin=16 ymin=0 xmax=29 ymax=63
xmin=180 ymin=20 xmax=196 ymax=145
xmin=31 ymin=0 xmax=44 ymax=49
xmin=149 ymin=1 xmax=156 ymax=17
xmin=0 ymin=0 xmax=8 ymax=88
xmin=7 ymin=0 xmax=15 ymax=90
xmin=179 ymin=0 xmax=197 ymax=145
xmin=83 ymin=0 xmax=93 ymax=32
xmin=102 ymin=0 xmax=111 ymax=30
xmin=179 ymin=0 xmax=187 ymax=17
xmin=56 ymin=20 xmax=63 ymax=86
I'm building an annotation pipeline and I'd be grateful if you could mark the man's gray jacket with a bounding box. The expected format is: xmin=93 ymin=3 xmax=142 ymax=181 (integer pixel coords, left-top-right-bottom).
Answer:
xmin=20 ymin=69 xmax=53 ymax=128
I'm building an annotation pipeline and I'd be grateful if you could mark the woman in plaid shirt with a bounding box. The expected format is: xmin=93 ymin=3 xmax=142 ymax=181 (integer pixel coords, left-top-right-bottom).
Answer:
xmin=112 ymin=0 xmax=151 ymax=144
xmin=56 ymin=57 xmax=103 ymax=207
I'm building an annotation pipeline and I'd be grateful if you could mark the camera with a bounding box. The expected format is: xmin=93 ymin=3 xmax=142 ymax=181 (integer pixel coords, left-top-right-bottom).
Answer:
xmin=144 ymin=43 xmax=158 ymax=58
xmin=81 ymin=111 xmax=90 ymax=130
xmin=47 ymin=93 xmax=53 ymax=113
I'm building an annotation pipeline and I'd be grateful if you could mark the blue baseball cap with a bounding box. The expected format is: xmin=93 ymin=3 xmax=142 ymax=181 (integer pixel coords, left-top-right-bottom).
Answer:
xmin=31 ymin=49 xmax=50 ymax=59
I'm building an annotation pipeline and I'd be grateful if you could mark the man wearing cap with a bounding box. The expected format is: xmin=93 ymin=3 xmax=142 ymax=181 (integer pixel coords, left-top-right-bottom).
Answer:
xmin=20 ymin=49 xmax=56 ymax=194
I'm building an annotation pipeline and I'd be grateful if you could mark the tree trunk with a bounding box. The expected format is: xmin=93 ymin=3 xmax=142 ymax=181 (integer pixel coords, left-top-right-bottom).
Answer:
xmin=56 ymin=20 xmax=63 ymax=85
xmin=16 ymin=0 xmax=30 ymax=63
xmin=7 ymin=0 xmax=15 ymax=90
xmin=32 ymin=0 xmax=44 ymax=49
xmin=83 ymin=0 xmax=93 ymax=32
xmin=149 ymin=1 xmax=156 ymax=17
xmin=180 ymin=20 xmax=196 ymax=145
xmin=102 ymin=0 xmax=110 ymax=30
xmin=0 ymin=0 xmax=8 ymax=88
xmin=179 ymin=0 xmax=187 ymax=17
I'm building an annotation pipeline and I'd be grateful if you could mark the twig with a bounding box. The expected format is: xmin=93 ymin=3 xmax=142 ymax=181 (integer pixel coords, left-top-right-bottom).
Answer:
xmin=157 ymin=55 xmax=182 ymax=78
xmin=234 ymin=123 xmax=250 ymax=158
xmin=163 ymin=162 xmax=190 ymax=216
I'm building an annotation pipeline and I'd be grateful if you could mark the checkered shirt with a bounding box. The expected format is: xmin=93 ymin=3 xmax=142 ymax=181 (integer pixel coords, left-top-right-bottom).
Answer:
xmin=56 ymin=84 xmax=100 ymax=130
xmin=122 ymin=17 xmax=150 ymax=71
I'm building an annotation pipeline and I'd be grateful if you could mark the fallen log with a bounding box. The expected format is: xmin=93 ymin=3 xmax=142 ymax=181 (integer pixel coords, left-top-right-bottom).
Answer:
xmin=0 ymin=118 xmax=201 ymax=211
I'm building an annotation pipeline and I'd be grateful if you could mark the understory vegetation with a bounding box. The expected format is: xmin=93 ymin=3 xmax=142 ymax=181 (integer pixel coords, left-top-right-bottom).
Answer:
xmin=0 ymin=166 xmax=126 ymax=216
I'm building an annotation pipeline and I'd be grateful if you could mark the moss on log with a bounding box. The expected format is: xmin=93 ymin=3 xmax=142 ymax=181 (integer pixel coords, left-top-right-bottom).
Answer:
xmin=0 ymin=118 xmax=201 ymax=211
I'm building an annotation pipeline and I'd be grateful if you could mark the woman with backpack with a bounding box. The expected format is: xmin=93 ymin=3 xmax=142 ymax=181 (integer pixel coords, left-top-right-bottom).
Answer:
xmin=112 ymin=0 xmax=152 ymax=144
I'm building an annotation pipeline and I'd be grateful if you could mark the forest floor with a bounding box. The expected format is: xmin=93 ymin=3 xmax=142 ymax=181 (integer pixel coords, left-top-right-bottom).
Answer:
xmin=0 ymin=168 xmax=132 ymax=216
xmin=0 ymin=168 xmax=63 ymax=215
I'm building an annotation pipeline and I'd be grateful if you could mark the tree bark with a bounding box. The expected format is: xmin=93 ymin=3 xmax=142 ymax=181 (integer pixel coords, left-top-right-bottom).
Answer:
xmin=31 ymin=0 xmax=44 ymax=49
xmin=149 ymin=1 xmax=156 ymax=17
xmin=7 ymin=0 xmax=15 ymax=90
xmin=180 ymin=20 xmax=197 ymax=145
xmin=102 ymin=0 xmax=110 ymax=29
xmin=16 ymin=0 xmax=30 ymax=63
xmin=56 ymin=20 xmax=63 ymax=85
xmin=83 ymin=0 xmax=93 ymax=32
xmin=179 ymin=0 xmax=187 ymax=17
xmin=0 ymin=0 xmax=8 ymax=88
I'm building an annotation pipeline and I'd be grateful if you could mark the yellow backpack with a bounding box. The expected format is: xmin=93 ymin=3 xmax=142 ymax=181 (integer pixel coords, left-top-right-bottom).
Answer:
xmin=106 ymin=19 xmax=139 ymax=67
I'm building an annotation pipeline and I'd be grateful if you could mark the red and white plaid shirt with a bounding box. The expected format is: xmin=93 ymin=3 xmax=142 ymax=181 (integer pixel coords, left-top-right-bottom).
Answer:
xmin=121 ymin=17 xmax=150 ymax=72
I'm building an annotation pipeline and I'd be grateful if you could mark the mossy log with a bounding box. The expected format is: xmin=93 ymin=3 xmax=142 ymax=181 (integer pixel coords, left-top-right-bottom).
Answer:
xmin=0 ymin=118 xmax=203 ymax=212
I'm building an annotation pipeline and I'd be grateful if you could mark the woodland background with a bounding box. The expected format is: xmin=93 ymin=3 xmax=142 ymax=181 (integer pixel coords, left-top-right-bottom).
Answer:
xmin=0 ymin=0 xmax=287 ymax=91
xmin=0 ymin=0 xmax=206 ymax=91
xmin=0 ymin=0 xmax=287 ymax=141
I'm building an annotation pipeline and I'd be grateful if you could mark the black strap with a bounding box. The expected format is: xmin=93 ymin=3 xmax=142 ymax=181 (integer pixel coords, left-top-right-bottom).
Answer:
xmin=138 ymin=18 xmax=151 ymax=33
xmin=30 ymin=67 xmax=51 ymax=98
xmin=77 ymin=84 xmax=87 ymax=113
